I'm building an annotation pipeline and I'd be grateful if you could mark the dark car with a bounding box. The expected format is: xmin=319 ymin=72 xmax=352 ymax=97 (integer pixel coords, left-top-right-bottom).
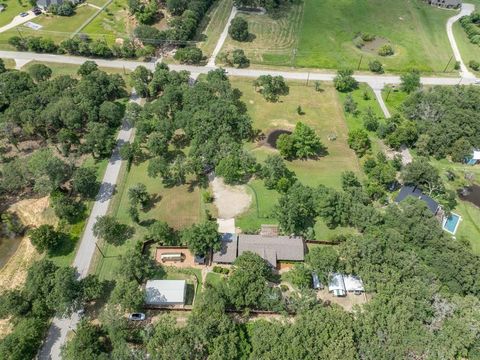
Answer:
xmin=32 ymin=7 xmax=42 ymax=15
xmin=128 ymin=313 xmax=146 ymax=321
xmin=19 ymin=12 xmax=28 ymax=17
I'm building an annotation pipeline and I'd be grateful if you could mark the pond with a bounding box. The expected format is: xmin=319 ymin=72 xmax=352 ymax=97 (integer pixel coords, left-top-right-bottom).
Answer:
xmin=266 ymin=129 xmax=292 ymax=149
xmin=458 ymin=184 xmax=480 ymax=208
xmin=0 ymin=236 xmax=22 ymax=269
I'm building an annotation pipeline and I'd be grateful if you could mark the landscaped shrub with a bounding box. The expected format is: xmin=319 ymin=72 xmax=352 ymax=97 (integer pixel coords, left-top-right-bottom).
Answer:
xmin=213 ymin=266 xmax=230 ymax=275
xmin=202 ymin=191 xmax=213 ymax=203
xmin=229 ymin=17 xmax=249 ymax=41
xmin=378 ymin=44 xmax=394 ymax=56
xmin=469 ymin=60 xmax=480 ymax=71
xmin=280 ymin=284 xmax=289 ymax=292
xmin=460 ymin=12 xmax=480 ymax=46
xmin=368 ymin=59 xmax=384 ymax=73
xmin=49 ymin=1 xmax=75 ymax=16
xmin=361 ymin=32 xmax=375 ymax=41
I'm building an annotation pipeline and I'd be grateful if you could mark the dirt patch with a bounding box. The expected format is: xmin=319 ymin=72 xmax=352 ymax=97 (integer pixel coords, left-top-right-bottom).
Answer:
xmin=0 ymin=197 xmax=57 ymax=292
xmin=266 ymin=129 xmax=292 ymax=148
xmin=210 ymin=176 xmax=252 ymax=219
xmin=317 ymin=289 xmax=370 ymax=312
xmin=0 ymin=317 xmax=13 ymax=340
xmin=356 ymin=37 xmax=390 ymax=54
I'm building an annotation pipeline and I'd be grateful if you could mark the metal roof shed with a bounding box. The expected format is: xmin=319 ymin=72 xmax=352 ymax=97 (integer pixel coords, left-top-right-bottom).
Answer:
xmin=328 ymin=273 xmax=346 ymax=297
xmin=343 ymin=275 xmax=365 ymax=293
xmin=145 ymin=280 xmax=186 ymax=306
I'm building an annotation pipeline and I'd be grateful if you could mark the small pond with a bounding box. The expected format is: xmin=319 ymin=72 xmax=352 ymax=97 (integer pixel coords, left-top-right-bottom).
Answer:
xmin=266 ymin=129 xmax=292 ymax=149
xmin=0 ymin=236 xmax=22 ymax=269
xmin=458 ymin=184 xmax=480 ymax=208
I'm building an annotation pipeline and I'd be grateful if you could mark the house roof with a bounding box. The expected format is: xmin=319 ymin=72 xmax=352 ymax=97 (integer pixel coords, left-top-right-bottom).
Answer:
xmin=343 ymin=275 xmax=364 ymax=292
xmin=238 ymin=234 xmax=304 ymax=267
xmin=145 ymin=280 xmax=186 ymax=305
xmin=328 ymin=273 xmax=346 ymax=293
xmin=473 ymin=150 xmax=480 ymax=160
xmin=212 ymin=233 xmax=237 ymax=263
xmin=394 ymin=185 xmax=439 ymax=214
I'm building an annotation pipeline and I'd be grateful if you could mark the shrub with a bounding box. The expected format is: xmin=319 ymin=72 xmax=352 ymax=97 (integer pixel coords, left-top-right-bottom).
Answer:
xmin=174 ymin=47 xmax=203 ymax=64
xmin=361 ymin=32 xmax=376 ymax=41
xmin=469 ymin=60 xmax=480 ymax=71
xmin=202 ymin=191 xmax=213 ymax=203
xmin=454 ymin=61 xmax=460 ymax=70
xmin=333 ymin=68 xmax=358 ymax=92
xmin=378 ymin=44 xmax=394 ymax=56
xmin=353 ymin=37 xmax=364 ymax=49
xmin=213 ymin=266 xmax=229 ymax=274
xmin=368 ymin=59 xmax=384 ymax=73
xmin=232 ymin=49 xmax=249 ymax=68
xmin=280 ymin=284 xmax=289 ymax=292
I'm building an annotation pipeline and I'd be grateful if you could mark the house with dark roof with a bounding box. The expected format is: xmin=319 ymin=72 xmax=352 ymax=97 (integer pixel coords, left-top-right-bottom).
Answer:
xmin=394 ymin=185 xmax=440 ymax=214
xmin=36 ymin=0 xmax=80 ymax=10
xmin=212 ymin=233 xmax=305 ymax=267
xmin=424 ymin=0 xmax=462 ymax=8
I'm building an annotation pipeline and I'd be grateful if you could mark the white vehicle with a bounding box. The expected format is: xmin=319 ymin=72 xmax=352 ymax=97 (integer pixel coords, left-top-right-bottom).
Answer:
xmin=128 ymin=313 xmax=146 ymax=321
xmin=160 ymin=253 xmax=185 ymax=262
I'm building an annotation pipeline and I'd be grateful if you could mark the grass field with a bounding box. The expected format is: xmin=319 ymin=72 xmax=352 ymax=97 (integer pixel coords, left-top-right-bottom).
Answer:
xmin=196 ymin=0 xmax=233 ymax=57
xmin=220 ymin=2 xmax=303 ymax=66
xmin=21 ymin=60 xmax=130 ymax=78
xmin=222 ymin=0 xmax=457 ymax=73
xmin=94 ymin=160 xmax=206 ymax=280
xmin=453 ymin=22 xmax=480 ymax=76
xmin=82 ymin=0 xmax=129 ymax=43
xmin=0 ymin=5 xmax=98 ymax=47
xmin=231 ymin=77 xmax=362 ymax=239
xmin=0 ymin=0 xmax=30 ymax=27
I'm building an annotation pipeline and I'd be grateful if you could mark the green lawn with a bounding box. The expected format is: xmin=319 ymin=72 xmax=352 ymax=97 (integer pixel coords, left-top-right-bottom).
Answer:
xmin=223 ymin=0 xmax=457 ymax=73
xmin=94 ymin=159 xmax=206 ymax=280
xmin=196 ymin=0 xmax=233 ymax=57
xmin=0 ymin=5 xmax=98 ymax=46
xmin=205 ymin=272 xmax=225 ymax=288
xmin=21 ymin=61 xmax=131 ymax=79
xmin=231 ymin=77 xmax=362 ymax=239
xmin=82 ymin=0 xmax=129 ymax=43
xmin=220 ymin=2 xmax=303 ymax=66
xmin=382 ymin=87 xmax=409 ymax=114
xmin=453 ymin=21 xmax=480 ymax=76
xmin=0 ymin=0 xmax=30 ymax=27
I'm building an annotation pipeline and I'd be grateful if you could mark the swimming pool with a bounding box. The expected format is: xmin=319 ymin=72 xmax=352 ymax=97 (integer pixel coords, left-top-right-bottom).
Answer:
xmin=443 ymin=213 xmax=461 ymax=235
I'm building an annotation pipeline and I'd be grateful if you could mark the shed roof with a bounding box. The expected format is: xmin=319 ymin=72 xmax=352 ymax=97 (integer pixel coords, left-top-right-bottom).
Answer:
xmin=328 ymin=273 xmax=346 ymax=292
xmin=473 ymin=150 xmax=480 ymax=160
xmin=145 ymin=280 xmax=186 ymax=305
xmin=343 ymin=275 xmax=364 ymax=292
xmin=238 ymin=234 xmax=304 ymax=267
xmin=212 ymin=233 xmax=237 ymax=263
xmin=395 ymin=186 xmax=439 ymax=214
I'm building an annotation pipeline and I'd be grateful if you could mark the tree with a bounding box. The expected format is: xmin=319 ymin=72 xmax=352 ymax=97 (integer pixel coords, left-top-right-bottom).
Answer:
xmin=333 ymin=68 xmax=358 ymax=92
xmin=181 ymin=221 xmax=220 ymax=256
xmin=0 ymin=58 xmax=6 ymax=74
xmin=254 ymin=75 xmax=289 ymax=102
xmin=368 ymin=60 xmax=384 ymax=73
xmin=49 ymin=1 xmax=75 ymax=16
xmin=275 ymin=182 xmax=318 ymax=235
xmin=28 ymin=63 xmax=52 ymax=82
xmin=145 ymin=220 xmax=177 ymax=245
xmin=80 ymin=274 xmax=105 ymax=302
xmin=77 ymin=60 xmax=98 ymax=77
xmin=277 ymin=133 xmax=297 ymax=159
xmin=343 ymin=94 xmax=357 ymax=114
xmin=174 ymin=47 xmax=203 ymax=64
xmin=450 ymin=138 xmax=472 ymax=163
xmin=130 ymin=65 xmax=152 ymax=98
xmin=93 ymin=215 xmax=134 ymax=246
xmin=83 ymin=122 xmax=115 ymax=159
xmin=72 ymin=167 xmax=99 ymax=199
xmin=50 ymin=192 xmax=85 ymax=223
xmin=378 ymin=44 xmax=394 ymax=56
xmin=28 ymin=224 xmax=62 ymax=254
xmin=111 ymin=279 xmax=145 ymax=311
xmin=348 ymin=129 xmax=371 ymax=157
xmin=117 ymin=246 xmax=157 ymax=284
xmin=306 ymin=246 xmax=339 ymax=284
xmin=166 ymin=0 xmax=187 ymax=15
xmin=362 ymin=107 xmax=379 ymax=131
xmin=47 ymin=266 xmax=82 ymax=316
xmin=229 ymin=17 xmax=249 ymax=41
xmin=341 ymin=171 xmax=361 ymax=191
xmin=400 ymin=69 xmax=421 ymax=93
xmin=260 ymin=154 xmax=296 ymax=192
xmin=401 ymin=159 xmax=442 ymax=195
xmin=61 ymin=320 xmax=110 ymax=360
xmin=232 ymin=49 xmax=250 ymax=68
xmin=291 ymin=122 xmax=325 ymax=159
xmin=286 ymin=263 xmax=312 ymax=289
xmin=469 ymin=60 xmax=480 ymax=71
xmin=215 ymin=150 xmax=257 ymax=184
xmin=128 ymin=182 xmax=150 ymax=209
xmin=0 ymin=318 xmax=47 ymax=360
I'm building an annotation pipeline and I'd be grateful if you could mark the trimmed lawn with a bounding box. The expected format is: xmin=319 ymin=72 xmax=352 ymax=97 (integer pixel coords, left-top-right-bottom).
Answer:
xmin=82 ymin=0 xmax=129 ymax=43
xmin=296 ymin=0 xmax=455 ymax=72
xmin=196 ymin=0 xmax=233 ymax=57
xmin=382 ymin=87 xmax=409 ymax=114
xmin=0 ymin=0 xmax=30 ymax=27
xmin=453 ymin=21 xmax=480 ymax=76
xmin=22 ymin=60 xmax=130 ymax=79
xmin=220 ymin=2 xmax=303 ymax=66
xmin=337 ymin=83 xmax=385 ymax=155
xmin=0 ymin=5 xmax=98 ymax=45
xmin=205 ymin=272 xmax=226 ymax=287
xmin=231 ymin=77 xmax=362 ymax=239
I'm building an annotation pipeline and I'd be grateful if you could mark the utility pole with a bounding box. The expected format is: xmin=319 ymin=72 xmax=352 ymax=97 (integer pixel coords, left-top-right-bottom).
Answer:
xmin=95 ymin=242 xmax=106 ymax=258
xmin=443 ymin=55 xmax=453 ymax=72
xmin=306 ymin=72 xmax=310 ymax=86
xmin=291 ymin=48 xmax=297 ymax=68
xmin=357 ymin=55 xmax=363 ymax=70
xmin=16 ymin=27 xmax=24 ymax=40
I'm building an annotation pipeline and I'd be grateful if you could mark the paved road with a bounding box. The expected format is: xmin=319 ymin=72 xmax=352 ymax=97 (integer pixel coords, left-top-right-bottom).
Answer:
xmin=37 ymin=92 xmax=141 ymax=360
xmin=446 ymin=3 xmax=475 ymax=79
xmin=206 ymin=6 xmax=237 ymax=67
xmin=0 ymin=11 xmax=38 ymax=33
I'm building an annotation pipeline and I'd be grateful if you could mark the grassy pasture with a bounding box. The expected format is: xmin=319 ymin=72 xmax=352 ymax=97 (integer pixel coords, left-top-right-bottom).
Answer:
xmin=222 ymin=0 xmax=457 ymax=73
xmin=196 ymin=0 xmax=233 ymax=57
xmin=0 ymin=0 xmax=30 ymax=27
xmin=82 ymin=0 xmax=129 ymax=43
xmin=231 ymin=77 xmax=361 ymax=239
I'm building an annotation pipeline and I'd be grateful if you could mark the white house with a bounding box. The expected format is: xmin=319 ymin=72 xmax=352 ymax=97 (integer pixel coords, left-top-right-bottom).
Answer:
xmin=328 ymin=273 xmax=346 ymax=297
xmin=145 ymin=280 xmax=186 ymax=307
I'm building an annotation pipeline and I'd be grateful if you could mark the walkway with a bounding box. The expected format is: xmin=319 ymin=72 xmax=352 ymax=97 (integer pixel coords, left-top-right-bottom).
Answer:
xmin=38 ymin=91 xmax=141 ymax=360
xmin=446 ymin=3 xmax=475 ymax=79
xmin=206 ymin=6 xmax=237 ymax=67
